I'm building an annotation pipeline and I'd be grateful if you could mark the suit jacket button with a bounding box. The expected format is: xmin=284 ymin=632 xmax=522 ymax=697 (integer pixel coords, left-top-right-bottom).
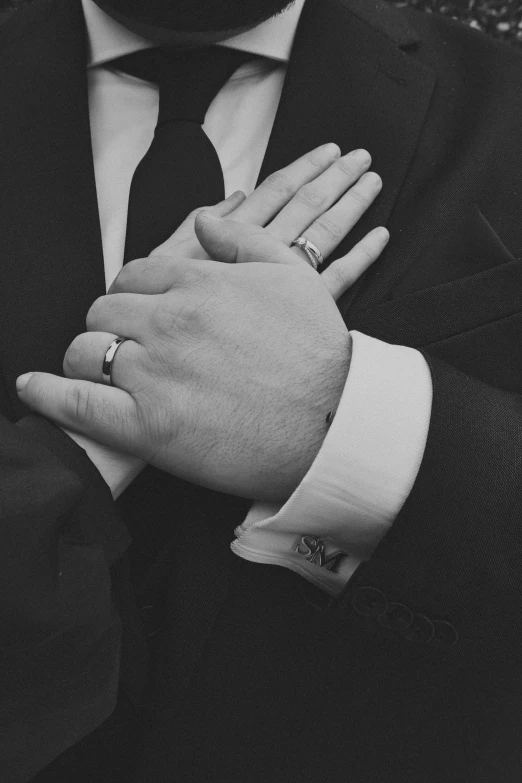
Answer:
xmin=351 ymin=587 xmax=388 ymax=617
xmin=431 ymin=620 xmax=458 ymax=648
xmin=404 ymin=613 xmax=434 ymax=642
xmin=377 ymin=602 xmax=413 ymax=631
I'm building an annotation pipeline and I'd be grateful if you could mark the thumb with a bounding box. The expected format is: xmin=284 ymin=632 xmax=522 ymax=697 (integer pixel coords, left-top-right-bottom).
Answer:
xmin=17 ymin=372 xmax=138 ymax=453
xmin=195 ymin=212 xmax=299 ymax=267
xmin=150 ymin=190 xmax=246 ymax=259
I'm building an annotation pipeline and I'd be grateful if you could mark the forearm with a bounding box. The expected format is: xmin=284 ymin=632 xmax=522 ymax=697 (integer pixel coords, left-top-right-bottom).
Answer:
xmin=233 ymin=332 xmax=432 ymax=593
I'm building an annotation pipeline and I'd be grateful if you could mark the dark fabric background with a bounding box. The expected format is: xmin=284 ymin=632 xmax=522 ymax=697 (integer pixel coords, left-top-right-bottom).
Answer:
xmin=3 ymin=0 xmax=522 ymax=49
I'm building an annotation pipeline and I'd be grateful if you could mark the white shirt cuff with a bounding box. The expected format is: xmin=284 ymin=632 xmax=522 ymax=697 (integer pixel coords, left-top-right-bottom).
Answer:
xmin=62 ymin=429 xmax=145 ymax=499
xmin=231 ymin=331 xmax=433 ymax=595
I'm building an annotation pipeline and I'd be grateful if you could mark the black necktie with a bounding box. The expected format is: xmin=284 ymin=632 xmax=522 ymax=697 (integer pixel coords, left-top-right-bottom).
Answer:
xmin=112 ymin=46 xmax=253 ymax=264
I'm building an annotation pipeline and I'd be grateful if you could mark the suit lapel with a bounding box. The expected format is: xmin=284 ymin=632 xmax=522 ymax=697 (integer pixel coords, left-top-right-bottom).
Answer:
xmin=259 ymin=0 xmax=436 ymax=318
xmin=0 ymin=0 xmax=105 ymax=420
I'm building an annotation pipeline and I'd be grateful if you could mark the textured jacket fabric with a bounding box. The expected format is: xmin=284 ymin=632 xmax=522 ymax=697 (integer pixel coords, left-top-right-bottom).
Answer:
xmin=1 ymin=0 xmax=522 ymax=780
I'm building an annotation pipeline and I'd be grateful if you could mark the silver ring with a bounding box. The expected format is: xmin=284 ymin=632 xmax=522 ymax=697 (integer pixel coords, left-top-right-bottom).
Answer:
xmin=291 ymin=236 xmax=324 ymax=271
xmin=102 ymin=338 xmax=127 ymax=386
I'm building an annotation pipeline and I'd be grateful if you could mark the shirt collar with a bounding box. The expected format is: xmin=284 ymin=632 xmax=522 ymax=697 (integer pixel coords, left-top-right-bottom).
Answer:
xmin=81 ymin=0 xmax=305 ymax=67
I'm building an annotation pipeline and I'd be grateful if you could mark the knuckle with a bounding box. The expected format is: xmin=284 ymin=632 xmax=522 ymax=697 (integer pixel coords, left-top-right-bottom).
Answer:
xmin=151 ymin=296 xmax=198 ymax=337
xmin=348 ymin=187 xmax=371 ymax=208
xmin=146 ymin=254 xmax=178 ymax=274
xmin=330 ymin=268 xmax=347 ymax=291
xmin=187 ymin=263 xmax=213 ymax=287
xmin=123 ymin=256 xmax=146 ymax=275
xmin=355 ymin=244 xmax=374 ymax=265
xmin=306 ymin=147 xmax=334 ymax=170
xmin=336 ymin=156 xmax=359 ymax=177
xmin=313 ymin=214 xmax=345 ymax=242
xmin=110 ymin=259 xmax=140 ymax=292
xmin=263 ymin=171 xmax=295 ymax=201
xmin=63 ymin=336 xmax=84 ymax=375
xmin=139 ymin=256 xmax=174 ymax=291
xmin=173 ymin=260 xmax=213 ymax=290
xmin=65 ymin=383 xmax=95 ymax=426
xmin=327 ymin=261 xmax=346 ymax=285
xmin=110 ymin=269 xmax=129 ymax=295
xmin=296 ymin=185 xmax=329 ymax=211
xmin=86 ymin=295 xmax=106 ymax=330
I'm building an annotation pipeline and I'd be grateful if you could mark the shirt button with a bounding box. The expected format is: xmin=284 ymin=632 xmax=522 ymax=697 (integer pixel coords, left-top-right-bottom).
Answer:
xmin=431 ymin=620 xmax=458 ymax=648
xmin=351 ymin=587 xmax=388 ymax=617
xmin=404 ymin=613 xmax=434 ymax=642
xmin=377 ymin=602 xmax=413 ymax=631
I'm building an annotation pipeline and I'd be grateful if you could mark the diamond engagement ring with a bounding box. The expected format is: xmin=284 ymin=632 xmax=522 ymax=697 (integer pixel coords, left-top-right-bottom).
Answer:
xmin=290 ymin=236 xmax=325 ymax=271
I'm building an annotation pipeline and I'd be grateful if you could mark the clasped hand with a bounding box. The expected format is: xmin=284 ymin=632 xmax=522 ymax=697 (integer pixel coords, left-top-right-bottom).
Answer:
xmin=17 ymin=144 xmax=388 ymax=501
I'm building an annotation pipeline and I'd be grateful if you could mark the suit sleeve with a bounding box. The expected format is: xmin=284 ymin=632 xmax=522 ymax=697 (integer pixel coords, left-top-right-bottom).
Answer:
xmin=334 ymin=353 xmax=522 ymax=670
xmin=0 ymin=413 xmax=131 ymax=782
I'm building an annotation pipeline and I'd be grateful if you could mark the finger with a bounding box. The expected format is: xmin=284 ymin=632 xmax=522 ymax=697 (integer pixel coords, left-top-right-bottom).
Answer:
xmin=292 ymin=171 xmax=382 ymax=261
xmin=16 ymin=372 xmax=139 ymax=454
xmin=229 ymin=143 xmax=341 ymax=226
xmin=108 ymin=253 xmax=213 ymax=296
xmin=196 ymin=213 xmax=304 ymax=268
xmin=320 ymin=226 xmax=390 ymax=300
xmin=267 ymin=149 xmax=372 ymax=245
xmin=109 ymin=255 xmax=185 ymax=295
xmin=63 ymin=331 xmax=143 ymax=388
xmin=121 ymin=190 xmax=247 ymax=271
xmin=86 ymin=292 xmax=154 ymax=341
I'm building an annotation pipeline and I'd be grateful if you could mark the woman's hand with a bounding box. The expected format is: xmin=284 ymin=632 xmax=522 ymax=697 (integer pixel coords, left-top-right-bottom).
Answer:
xmin=110 ymin=143 xmax=388 ymax=301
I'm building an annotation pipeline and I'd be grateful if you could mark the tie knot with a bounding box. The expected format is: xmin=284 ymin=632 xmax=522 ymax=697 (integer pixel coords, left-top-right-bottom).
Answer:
xmin=111 ymin=46 xmax=254 ymax=125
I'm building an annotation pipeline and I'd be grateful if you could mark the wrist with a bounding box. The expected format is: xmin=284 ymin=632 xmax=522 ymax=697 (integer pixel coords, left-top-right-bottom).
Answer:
xmin=273 ymin=332 xmax=352 ymax=501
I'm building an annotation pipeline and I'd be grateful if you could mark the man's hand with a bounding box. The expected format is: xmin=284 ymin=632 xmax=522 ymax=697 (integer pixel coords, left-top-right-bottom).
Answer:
xmin=17 ymin=145 xmax=389 ymax=501
xmin=17 ymin=214 xmax=383 ymax=501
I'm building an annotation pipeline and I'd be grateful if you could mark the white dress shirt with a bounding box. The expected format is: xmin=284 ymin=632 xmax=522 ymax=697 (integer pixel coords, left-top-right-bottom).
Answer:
xmin=75 ymin=0 xmax=433 ymax=595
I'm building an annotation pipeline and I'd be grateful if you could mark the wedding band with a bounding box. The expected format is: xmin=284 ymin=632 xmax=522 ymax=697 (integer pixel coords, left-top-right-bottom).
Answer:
xmin=291 ymin=236 xmax=324 ymax=271
xmin=102 ymin=337 xmax=127 ymax=386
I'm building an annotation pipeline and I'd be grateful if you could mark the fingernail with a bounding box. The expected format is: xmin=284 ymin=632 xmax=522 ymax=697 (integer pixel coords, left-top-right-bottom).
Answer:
xmin=378 ymin=227 xmax=390 ymax=243
xmin=360 ymin=171 xmax=382 ymax=187
xmin=321 ymin=143 xmax=341 ymax=158
xmin=351 ymin=149 xmax=371 ymax=163
xmin=16 ymin=372 xmax=34 ymax=393
xmin=199 ymin=211 xmax=220 ymax=221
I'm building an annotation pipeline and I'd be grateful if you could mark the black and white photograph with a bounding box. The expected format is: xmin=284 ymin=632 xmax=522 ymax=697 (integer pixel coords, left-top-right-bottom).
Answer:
xmin=1 ymin=0 xmax=522 ymax=780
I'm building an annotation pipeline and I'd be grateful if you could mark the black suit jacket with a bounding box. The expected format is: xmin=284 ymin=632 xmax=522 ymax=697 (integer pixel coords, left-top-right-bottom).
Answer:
xmin=2 ymin=0 xmax=522 ymax=780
